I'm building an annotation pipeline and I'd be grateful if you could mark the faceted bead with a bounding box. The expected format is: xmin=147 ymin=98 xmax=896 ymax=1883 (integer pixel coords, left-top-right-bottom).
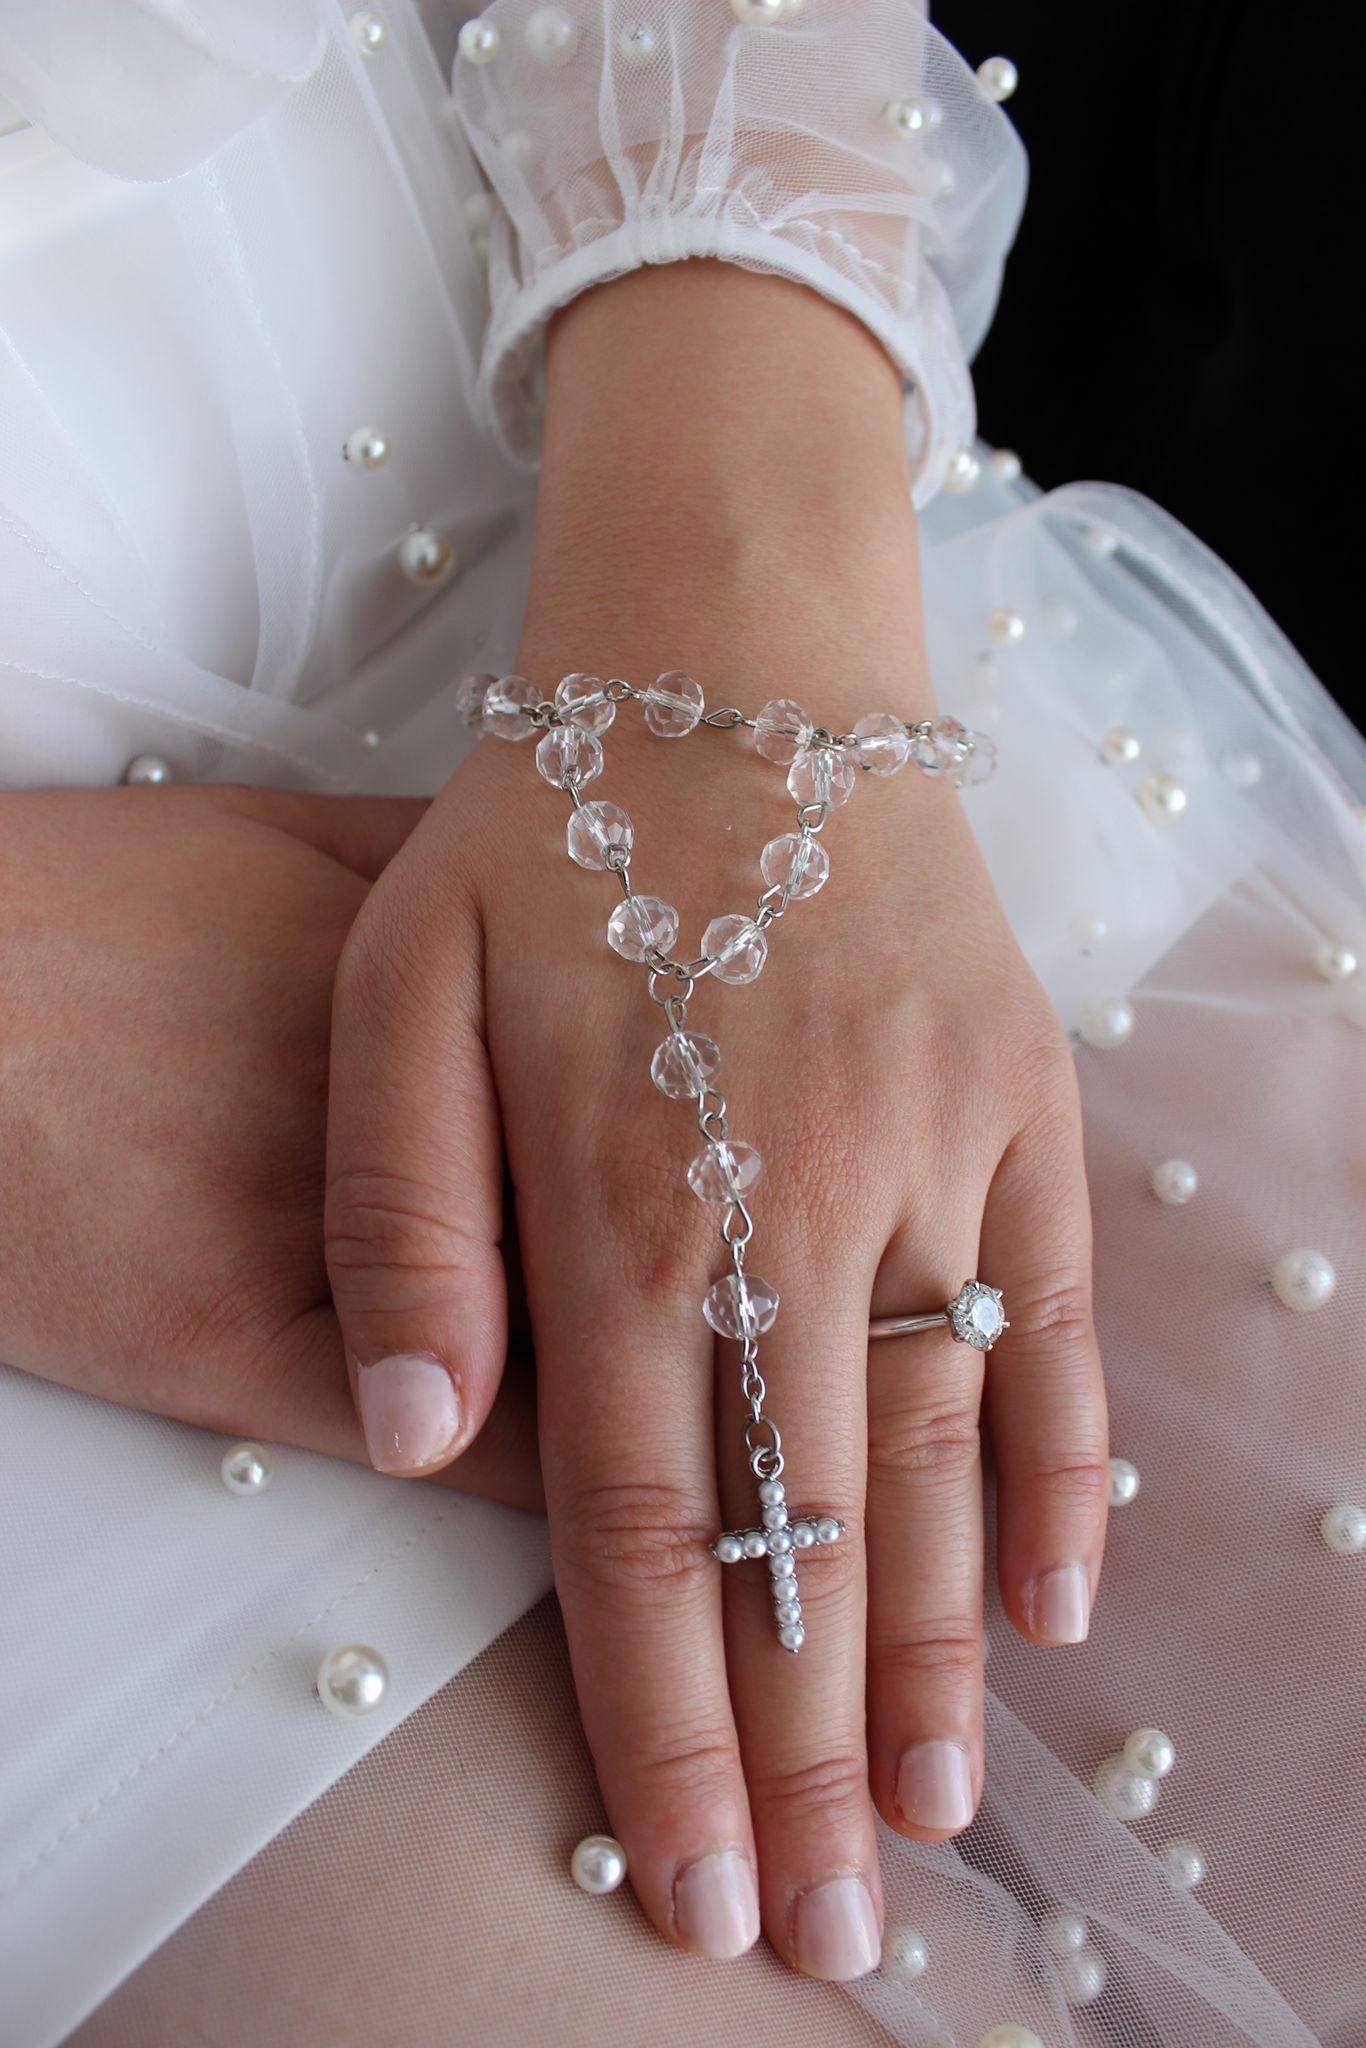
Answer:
xmin=607 ymin=895 xmax=679 ymax=962
xmin=536 ymin=727 xmax=603 ymax=789
xmin=702 ymin=914 xmax=768 ymax=985
xmin=650 ymin=1030 xmax=720 ymax=1099
xmin=454 ymin=672 xmax=494 ymax=726
xmin=483 ymin=674 xmax=540 ymax=739
xmin=910 ymin=716 xmax=971 ymax=776
xmin=643 ymin=669 xmax=704 ymax=737
xmin=786 ymin=747 xmax=856 ymax=809
xmin=554 ymin=671 xmax=614 ymax=735
xmin=566 ymin=800 xmax=633 ymax=870
xmin=760 ymin=832 xmax=829 ymax=901
xmin=702 ymin=1271 xmax=780 ymax=1339
xmin=956 ymin=732 xmax=998 ymax=786
xmin=754 ymin=697 xmax=814 ymax=766
xmin=852 ymin=712 xmax=910 ymax=775
xmin=687 ymin=1139 xmax=763 ymax=1204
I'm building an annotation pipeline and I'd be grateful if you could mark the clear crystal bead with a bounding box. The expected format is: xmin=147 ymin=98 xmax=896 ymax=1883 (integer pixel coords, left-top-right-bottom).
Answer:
xmin=455 ymin=672 xmax=495 ymax=726
xmin=686 ymin=1140 xmax=763 ymax=1203
xmin=566 ymin=801 xmax=633 ymax=870
xmin=754 ymin=697 xmax=814 ymax=765
xmin=607 ymin=895 xmax=678 ymax=962
xmin=955 ymin=731 xmax=998 ymax=786
xmin=554 ymin=672 xmax=614 ymax=735
xmin=650 ymin=1030 xmax=721 ymax=1099
xmin=536 ymin=727 xmax=603 ymax=789
xmin=483 ymin=674 xmax=540 ymax=739
xmin=702 ymin=914 xmax=768 ymax=985
xmin=643 ymin=669 xmax=704 ymax=737
xmin=852 ymin=712 xmax=911 ymax=776
xmin=759 ymin=833 xmax=830 ymax=900
xmin=702 ymin=1271 xmax=779 ymax=1339
xmin=909 ymin=715 xmax=971 ymax=776
xmin=786 ymin=747 xmax=856 ymax=809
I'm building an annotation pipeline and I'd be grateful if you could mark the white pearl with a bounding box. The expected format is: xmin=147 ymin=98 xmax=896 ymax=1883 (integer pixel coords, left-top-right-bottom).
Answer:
xmin=502 ymin=128 xmax=541 ymax=168
xmin=977 ymin=55 xmax=1019 ymax=102
xmin=731 ymin=0 xmax=786 ymax=21
xmin=316 ymin=1643 xmax=389 ymax=1718
xmin=1078 ymin=996 xmax=1134 ymax=1049
xmin=1270 ymin=1247 xmax=1336 ymax=1312
xmin=1083 ymin=523 xmax=1119 ymax=556
xmin=1123 ymin=1726 xmax=1176 ymax=1779
xmin=1135 ymin=771 xmax=1188 ymax=821
xmin=979 ymin=2029 xmax=1044 ymax=2048
xmin=124 ymin=754 xmax=173 ymax=785
xmin=343 ymin=425 xmax=389 ymax=470
xmin=883 ymin=97 xmax=930 ymax=139
xmin=1072 ymin=910 xmax=1109 ymax=955
xmin=350 ymin=11 xmax=388 ymax=54
xmin=988 ymin=447 xmax=1022 ymax=481
xmin=944 ymin=446 xmax=982 ymax=493
xmin=1222 ymin=749 xmax=1263 ymax=789
xmin=1044 ymin=601 xmax=1079 ymax=639
xmin=220 ymin=1442 xmax=272 ymax=1495
xmin=1320 ymin=1503 xmax=1366 ymax=1554
xmin=986 ymin=607 xmax=1025 ymax=644
xmin=1098 ymin=726 xmax=1140 ymax=764
xmin=397 ymin=527 xmax=454 ymax=585
xmin=757 ymin=1477 xmax=786 ymax=1505
xmin=714 ymin=1533 xmax=744 ymax=1562
xmin=524 ymin=7 xmax=579 ymax=63
xmin=1313 ymin=941 xmax=1358 ymax=982
xmin=881 ymin=1924 xmax=929 ymax=1980
xmin=617 ymin=20 xmax=657 ymax=60
xmin=570 ymin=1833 xmax=627 ymax=1894
xmin=742 ymin=1530 xmax=768 ymax=1558
xmin=815 ymin=1516 xmax=841 ymax=1544
xmin=1108 ymin=1456 xmax=1140 ymax=1507
xmin=463 ymin=191 xmax=495 ymax=235
xmin=1161 ymin=1838 xmax=1207 ymax=1889
xmin=1040 ymin=1910 xmax=1089 ymax=1956
xmin=1093 ymin=1753 xmax=1160 ymax=1821
xmin=790 ymin=1520 xmax=817 ymax=1547
xmin=777 ymin=1621 xmax=806 ymax=1652
xmin=1152 ymin=1158 xmax=1198 ymax=1206
xmin=360 ymin=727 xmax=383 ymax=749
xmin=1060 ymin=1948 xmax=1107 ymax=2005
xmin=457 ymin=17 xmax=500 ymax=64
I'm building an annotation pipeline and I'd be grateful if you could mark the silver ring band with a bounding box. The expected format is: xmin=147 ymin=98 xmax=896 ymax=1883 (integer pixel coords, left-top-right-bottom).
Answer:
xmin=869 ymin=1280 xmax=1007 ymax=1353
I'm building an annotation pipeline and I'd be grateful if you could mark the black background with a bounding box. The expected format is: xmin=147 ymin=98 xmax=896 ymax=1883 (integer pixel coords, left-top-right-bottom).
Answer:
xmin=932 ymin=0 xmax=1359 ymax=717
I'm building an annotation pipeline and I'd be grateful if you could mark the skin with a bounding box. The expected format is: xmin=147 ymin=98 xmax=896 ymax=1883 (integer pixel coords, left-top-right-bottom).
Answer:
xmin=326 ymin=265 xmax=1110 ymax=1976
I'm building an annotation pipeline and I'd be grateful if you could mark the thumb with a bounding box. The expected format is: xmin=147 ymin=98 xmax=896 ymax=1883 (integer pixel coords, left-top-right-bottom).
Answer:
xmin=325 ymin=840 xmax=506 ymax=1477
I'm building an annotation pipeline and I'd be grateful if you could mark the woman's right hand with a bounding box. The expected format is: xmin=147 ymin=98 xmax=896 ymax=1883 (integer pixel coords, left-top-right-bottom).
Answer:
xmin=0 ymin=783 xmax=539 ymax=1512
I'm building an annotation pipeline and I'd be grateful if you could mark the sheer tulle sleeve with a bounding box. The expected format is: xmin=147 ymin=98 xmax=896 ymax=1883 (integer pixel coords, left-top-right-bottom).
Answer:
xmin=449 ymin=0 xmax=1026 ymax=502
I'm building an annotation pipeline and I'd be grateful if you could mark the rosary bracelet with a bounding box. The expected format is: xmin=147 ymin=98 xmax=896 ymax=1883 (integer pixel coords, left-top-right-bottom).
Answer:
xmin=457 ymin=667 xmax=998 ymax=1652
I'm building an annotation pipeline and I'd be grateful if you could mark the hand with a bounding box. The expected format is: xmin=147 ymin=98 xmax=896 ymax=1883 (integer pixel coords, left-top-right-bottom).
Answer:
xmin=326 ymin=266 xmax=1107 ymax=1976
xmin=0 ymin=784 xmax=538 ymax=1511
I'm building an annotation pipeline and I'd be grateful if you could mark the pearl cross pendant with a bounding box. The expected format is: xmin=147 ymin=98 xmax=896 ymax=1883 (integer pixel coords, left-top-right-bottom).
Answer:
xmin=710 ymin=1476 xmax=845 ymax=1654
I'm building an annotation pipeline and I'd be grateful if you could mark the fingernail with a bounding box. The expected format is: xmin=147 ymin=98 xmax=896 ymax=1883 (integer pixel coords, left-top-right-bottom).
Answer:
xmin=895 ymin=1738 xmax=975 ymax=1832
xmin=794 ymin=1876 xmax=880 ymax=1980
xmin=674 ymin=1850 xmax=760 ymax=1959
xmin=355 ymin=1354 xmax=461 ymax=1473
xmin=1026 ymin=1562 xmax=1091 ymax=1643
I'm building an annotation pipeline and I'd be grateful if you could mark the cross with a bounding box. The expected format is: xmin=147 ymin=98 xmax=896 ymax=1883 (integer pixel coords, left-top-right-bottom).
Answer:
xmin=710 ymin=1476 xmax=845 ymax=1653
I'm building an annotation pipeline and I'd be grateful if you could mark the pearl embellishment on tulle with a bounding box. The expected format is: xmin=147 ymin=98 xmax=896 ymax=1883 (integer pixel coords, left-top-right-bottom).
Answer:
xmin=1222 ymin=749 xmax=1263 ymax=788
xmin=1270 ymin=1248 xmax=1336 ymax=1311
xmin=398 ymin=528 xmax=454 ymax=585
xmin=1152 ymin=1158 xmax=1198 ymax=1205
xmin=1314 ymin=941 xmax=1358 ymax=982
xmin=881 ymin=1925 xmax=929 ymax=1980
xmin=343 ymin=426 xmax=389 ymax=470
xmin=316 ymin=1644 xmax=389 ymax=1717
xmin=123 ymin=754 xmax=173 ymax=785
xmin=944 ymin=447 xmax=982 ymax=492
xmin=458 ymin=16 xmax=501 ymax=63
xmin=570 ymin=1834 xmax=627 ymax=1893
xmin=1040 ymin=1910 xmax=1089 ymax=1956
xmin=1060 ymin=1948 xmax=1107 ymax=2005
xmin=988 ymin=447 xmax=1023 ymax=481
xmin=1077 ymin=996 xmax=1134 ymax=1049
xmin=979 ymin=2030 xmax=1044 ymax=2048
xmin=731 ymin=0 xmax=787 ymax=21
xmin=350 ymin=11 xmax=388 ymax=53
xmin=220 ymin=1442 xmax=272 ymax=1494
xmin=1093 ymin=1753 xmax=1160 ymax=1821
xmin=976 ymin=56 xmax=1020 ymax=102
xmin=1123 ymin=1726 xmax=1176 ymax=1779
xmin=1099 ymin=726 xmax=1140 ymax=764
xmin=1108 ymin=1456 xmax=1140 ymax=1506
xmin=883 ymin=98 xmax=931 ymax=138
xmin=986 ymin=607 xmax=1025 ymax=644
xmin=525 ymin=8 xmax=579 ymax=62
xmin=1320 ymin=1503 xmax=1366 ymax=1554
xmin=617 ymin=21 xmax=657 ymax=60
xmin=1135 ymin=771 xmax=1187 ymax=821
xmin=1161 ymin=1838 xmax=1207 ymax=1889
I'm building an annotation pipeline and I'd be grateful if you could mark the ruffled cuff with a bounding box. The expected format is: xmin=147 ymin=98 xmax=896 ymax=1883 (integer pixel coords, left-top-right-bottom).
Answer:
xmin=450 ymin=0 xmax=1025 ymax=503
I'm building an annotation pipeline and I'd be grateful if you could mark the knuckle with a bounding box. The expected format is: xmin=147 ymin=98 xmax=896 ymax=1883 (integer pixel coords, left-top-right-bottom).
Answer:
xmin=1009 ymin=1275 xmax=1096 ymax=1358
xmin=554 ymin=1479 xmax=718 ymax=1603
xmin=872 ymin=1619 xmax=982 ymax=1684
xmin=752 ymin=1749 xmax=870 ymax=1828
xmin=325 ymin=1167 xmax=491 ymax=1296
xmin=869 ymin=1399 xmax=982 ymax=1485
xmin=1022 ymin=1454 xmax=1111 ymax=1514
xmin=628 ymin=1729 xmax=741 ymax=1804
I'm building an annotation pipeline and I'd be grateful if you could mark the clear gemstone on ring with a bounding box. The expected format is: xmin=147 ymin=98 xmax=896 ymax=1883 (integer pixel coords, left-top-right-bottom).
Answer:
xmin=948 ymin=1280 xmax=1007 ymax=1349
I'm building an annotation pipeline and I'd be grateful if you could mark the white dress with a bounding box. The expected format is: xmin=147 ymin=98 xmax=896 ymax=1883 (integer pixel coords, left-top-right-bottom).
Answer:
xmin=0 ymin=5 xmax=1362 ymax=2044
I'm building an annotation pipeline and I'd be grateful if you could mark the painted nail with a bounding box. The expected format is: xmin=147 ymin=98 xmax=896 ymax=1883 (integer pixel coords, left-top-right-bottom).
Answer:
xmin=674 ymin=1850 xmax=760 ymax=1959
xmin=895 ymin=1738 xmax=975 ymax=1832
xmin=355 ymin=1354 xmax=461 ymax=1473
xmin=1026 ymin=1562 xmax=1091 ymax=1643
xmin=794 ymin=1876 xmax=880 ymax=1980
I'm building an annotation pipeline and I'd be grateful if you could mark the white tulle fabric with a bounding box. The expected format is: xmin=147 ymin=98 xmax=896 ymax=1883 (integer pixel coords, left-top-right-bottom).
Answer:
xmin=0 ymin=4 xmax=1363 ymax=2046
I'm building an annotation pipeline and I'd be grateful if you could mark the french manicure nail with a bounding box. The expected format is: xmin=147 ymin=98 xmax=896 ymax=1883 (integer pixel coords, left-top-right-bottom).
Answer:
xmin=674 ymin=1850 xmax=760 ymax=1959
xmin=895 ymin=1738 xmax=975 ymax=1832
xmin=794 ymin=1876 xmax=880 ymax=1980
xmin=1026 ymin=1561 xmax=1091 ymax=1643
xmin=356 ymin=1354 xmax=461 ymax=1473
